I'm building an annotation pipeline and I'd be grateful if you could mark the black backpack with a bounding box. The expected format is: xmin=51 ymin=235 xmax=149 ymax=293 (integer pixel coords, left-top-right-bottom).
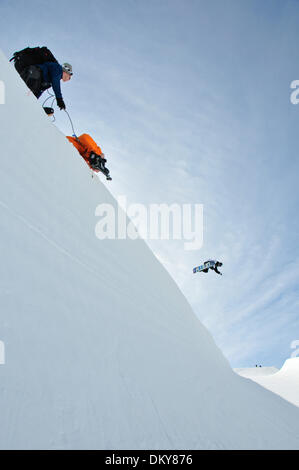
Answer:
xmin=10 ymin=46 xmax=59 ymax=74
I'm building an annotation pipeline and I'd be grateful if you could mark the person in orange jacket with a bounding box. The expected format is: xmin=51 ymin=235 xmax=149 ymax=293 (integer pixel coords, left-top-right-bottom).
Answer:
xmin=67 ymin=133 xmax=111 ymax=179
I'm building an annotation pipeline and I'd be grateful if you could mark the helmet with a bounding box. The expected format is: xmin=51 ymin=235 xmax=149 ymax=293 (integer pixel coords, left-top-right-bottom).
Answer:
xmin=62 ymin=63 xmax=73 ymax=75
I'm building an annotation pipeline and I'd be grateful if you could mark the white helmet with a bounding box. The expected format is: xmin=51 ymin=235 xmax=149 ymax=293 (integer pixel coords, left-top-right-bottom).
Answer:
xmin=62 ymin=63 xmax=73 ymax=75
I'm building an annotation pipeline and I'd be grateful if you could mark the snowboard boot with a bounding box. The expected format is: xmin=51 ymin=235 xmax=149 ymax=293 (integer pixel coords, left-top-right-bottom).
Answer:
xmin=89 ymin=153 xmax=112 ymax=180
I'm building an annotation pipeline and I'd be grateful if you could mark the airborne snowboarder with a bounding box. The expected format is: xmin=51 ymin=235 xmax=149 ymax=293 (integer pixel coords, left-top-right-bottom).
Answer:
xmin=193 ymin=260 xmax=223 ymax=275
xmin=202 ymin=260 xmax=223 ymax=275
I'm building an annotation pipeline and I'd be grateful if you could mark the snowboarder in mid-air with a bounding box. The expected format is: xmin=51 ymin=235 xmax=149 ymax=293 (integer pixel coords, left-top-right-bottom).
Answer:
xmin=193 ymin=260 xmax=223 ymax=275
xmin=67 ymin=133 xmax=112 ymax=180
xmin=202 ymin=260 xmax=223 ymax=275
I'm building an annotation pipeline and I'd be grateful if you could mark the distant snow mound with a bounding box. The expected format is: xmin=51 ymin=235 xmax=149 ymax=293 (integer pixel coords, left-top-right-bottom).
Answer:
xmin=236 ymin=358 xmax=299 ymax=408
xmin=234 ymin=366 xmax=279 ymax=378
xmin=278 ymin=357 xmax=299 ymax=376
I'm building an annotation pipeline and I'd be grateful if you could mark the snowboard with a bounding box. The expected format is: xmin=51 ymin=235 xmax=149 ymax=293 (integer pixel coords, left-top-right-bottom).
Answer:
xmin=193 ymin=262 xmax=212 ymax=274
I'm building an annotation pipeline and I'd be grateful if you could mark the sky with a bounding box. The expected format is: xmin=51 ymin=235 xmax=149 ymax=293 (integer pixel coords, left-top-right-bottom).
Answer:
xmin=0 ymin=0 xmax=299 ymax=368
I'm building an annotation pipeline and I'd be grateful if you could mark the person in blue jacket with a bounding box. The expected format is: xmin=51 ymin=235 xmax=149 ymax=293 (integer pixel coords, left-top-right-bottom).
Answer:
xmin=20 ymin=62 xmax=72 ymax=112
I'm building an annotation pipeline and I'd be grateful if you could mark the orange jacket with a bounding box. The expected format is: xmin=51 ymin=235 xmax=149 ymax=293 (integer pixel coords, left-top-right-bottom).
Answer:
xmin=67 ymin=134 xmax=103 ymax=161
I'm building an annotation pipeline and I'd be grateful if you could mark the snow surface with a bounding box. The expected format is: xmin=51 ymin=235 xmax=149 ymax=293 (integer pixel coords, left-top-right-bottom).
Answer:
xmin=0 ymin=49 xmax=299 ymax=450
xmin=235 ymin=366 xmax=279 ymax=378
xmin=235 ymin=359 xmax=299 ymax=408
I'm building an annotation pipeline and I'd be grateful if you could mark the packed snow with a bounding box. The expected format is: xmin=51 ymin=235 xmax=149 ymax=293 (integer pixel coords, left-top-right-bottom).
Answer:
xmin=235 ymin=358 xmax=299 ymax=408
xmin=235 ymin=366 xmax=279 ymax=378
xmin=0 ymin=49 xmax=299 ymax=449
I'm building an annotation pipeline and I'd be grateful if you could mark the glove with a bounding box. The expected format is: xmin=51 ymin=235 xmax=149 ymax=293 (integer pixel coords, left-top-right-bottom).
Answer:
xmin=56 ymin=98 xmax=66 ymax=110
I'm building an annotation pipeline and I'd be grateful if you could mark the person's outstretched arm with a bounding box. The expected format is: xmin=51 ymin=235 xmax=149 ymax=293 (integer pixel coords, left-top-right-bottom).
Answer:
xmin=47 ymin=62 xmax=63 ymax=100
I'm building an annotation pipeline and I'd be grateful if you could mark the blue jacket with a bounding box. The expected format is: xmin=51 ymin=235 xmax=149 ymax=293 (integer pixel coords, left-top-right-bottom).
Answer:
xmin=37 ymin=62 xmax=63 ymax=99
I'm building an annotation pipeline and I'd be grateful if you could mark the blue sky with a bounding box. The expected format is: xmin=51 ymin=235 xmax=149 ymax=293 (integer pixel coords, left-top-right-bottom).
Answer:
xmin=1 ymin=0 xmax=299 ymax=368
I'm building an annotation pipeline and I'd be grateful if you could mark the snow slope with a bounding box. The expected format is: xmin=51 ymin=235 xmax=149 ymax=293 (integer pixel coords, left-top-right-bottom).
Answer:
xmin=0 ymin=49 xmax=299 ymax=449
xmin=235 ymin=366 xmax=279 ymax=378
xmin=235 ymin=359 xmax=299 ymax=408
